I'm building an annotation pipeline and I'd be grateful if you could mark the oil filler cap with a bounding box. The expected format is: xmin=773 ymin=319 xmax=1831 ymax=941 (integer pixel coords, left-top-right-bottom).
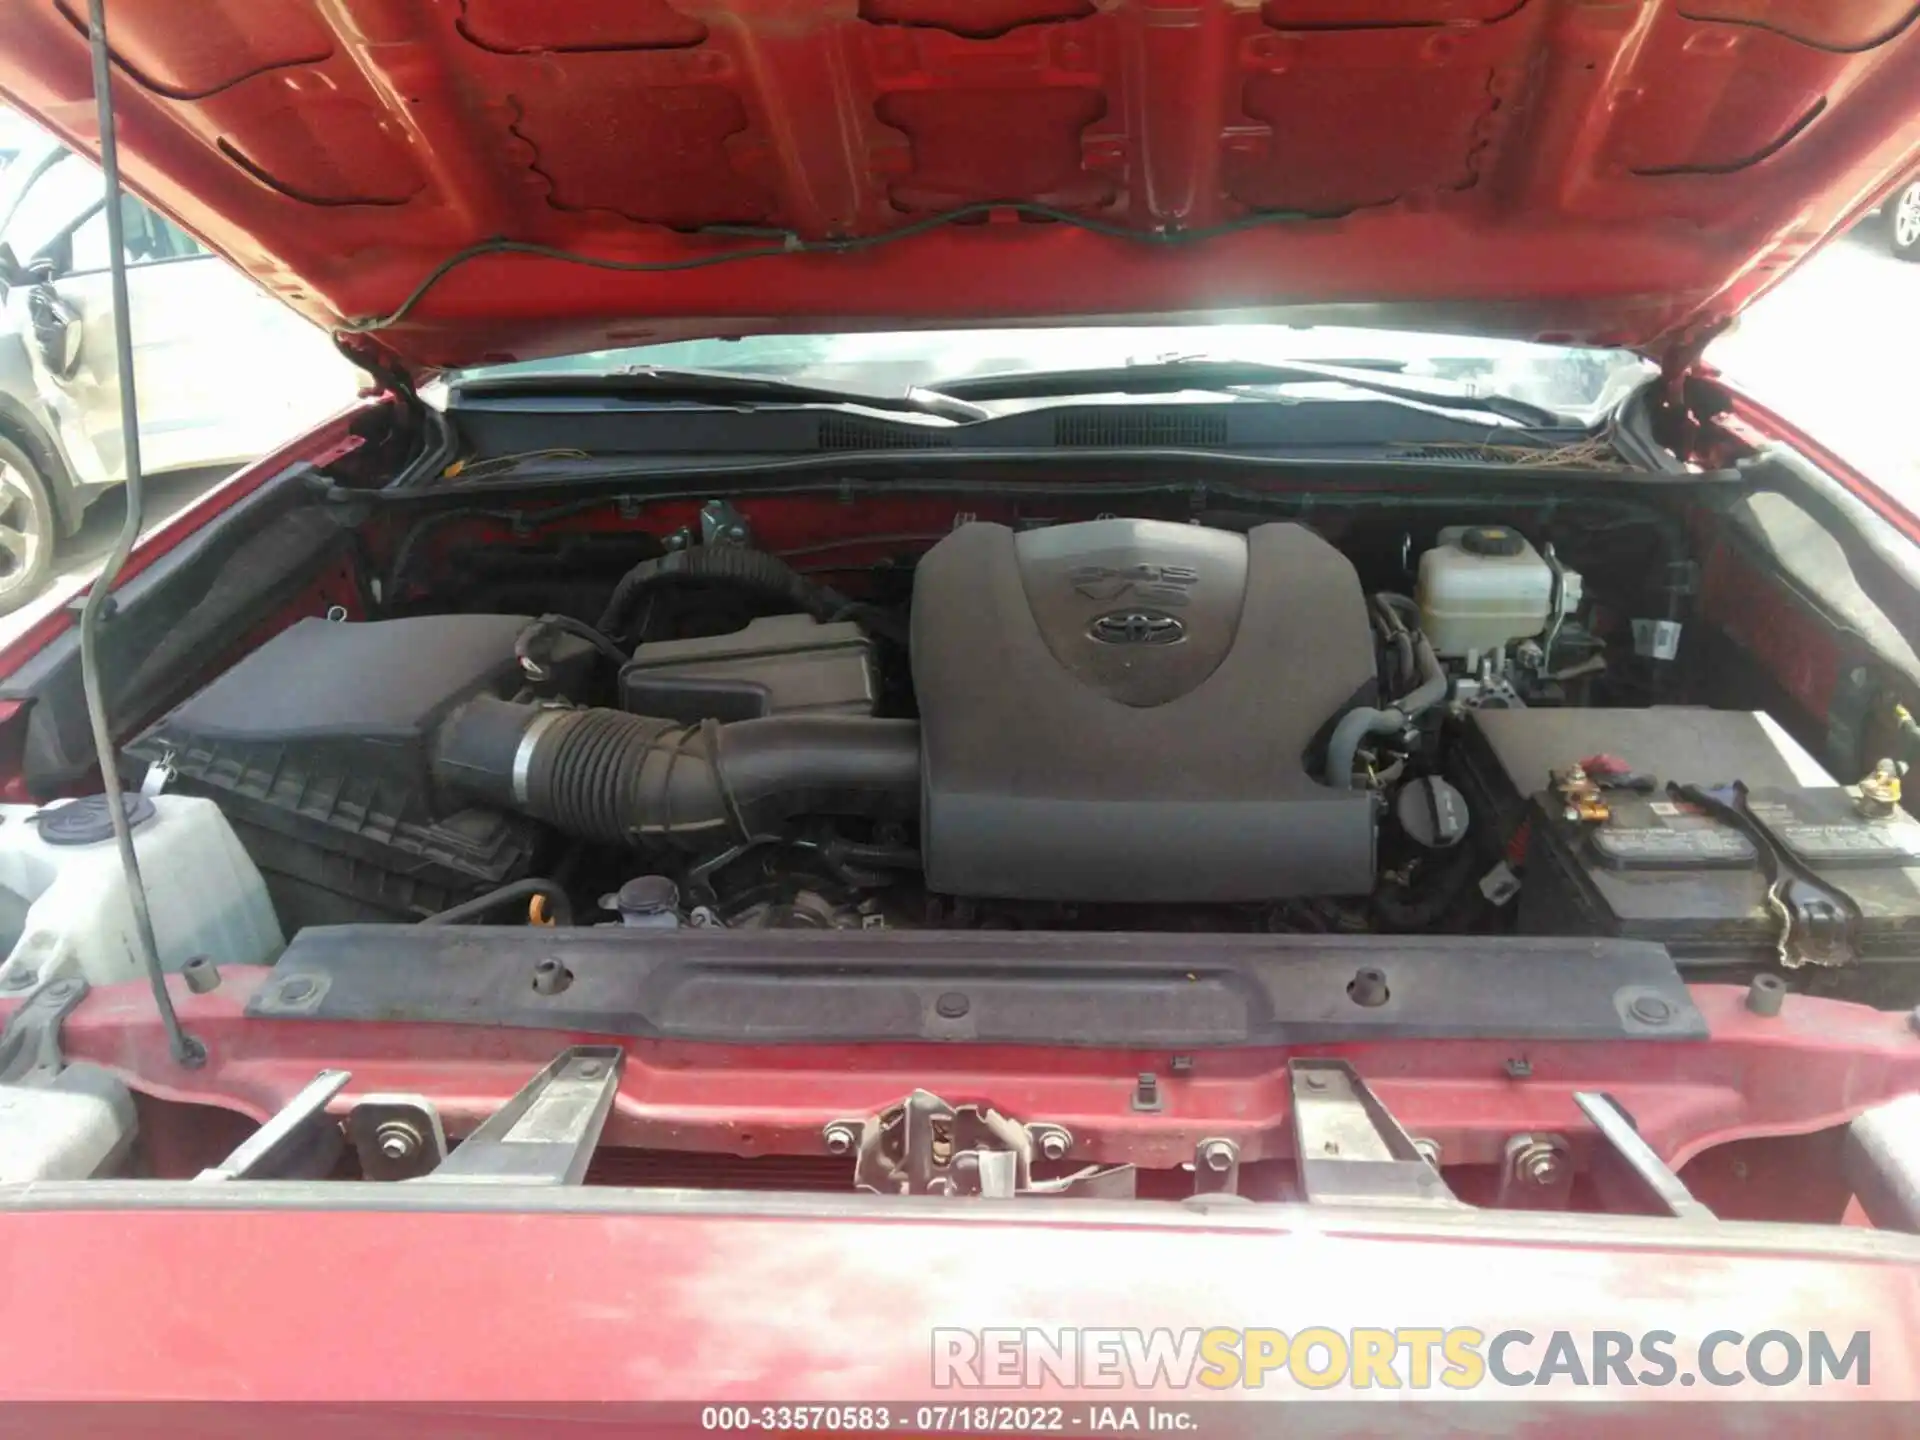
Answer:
xmin=1396 ymin=776 xmax=1469 ymax=850
xmin=1459 ymin=525 xmax=1526 ymax=557
xmin=37 ymin=794 xmax=157 ymax=846
xmin=614 ymin=874 xmax=682 ymax=929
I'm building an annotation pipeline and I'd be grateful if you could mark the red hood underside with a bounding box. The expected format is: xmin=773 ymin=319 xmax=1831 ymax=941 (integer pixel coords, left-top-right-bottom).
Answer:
xmin=1 ymin=0 xmax=1917 ymax=372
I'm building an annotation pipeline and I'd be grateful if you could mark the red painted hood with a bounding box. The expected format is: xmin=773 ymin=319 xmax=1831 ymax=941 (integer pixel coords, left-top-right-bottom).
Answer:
xmin=2 ymin=0 xmax=1918 ymax=374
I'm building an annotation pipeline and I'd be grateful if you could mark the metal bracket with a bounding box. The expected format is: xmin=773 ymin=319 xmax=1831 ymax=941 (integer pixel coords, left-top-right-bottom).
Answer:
xmin=348 ymin=1094 xmax=448 ymax=1181
xmin=699 ymin=498 xmax=752 ymax=547
xmin=1575 ymin=1092 xmax=1715 ymax=1220
xmin=665 ymin=496 xmax=753 ymax=552
xmin=139 ymin=746 xmax=176 ymax=797
xmin=0 ymin=978 xmax=88 ymax=1086
xmin=845 ymin=1090 xmax=1134 ymax=1199
xmin=196 ymin=1070 xmax=351 ymax=1181
xmin=428 ymin=1047 xmax=622 ymax=1186
xmin=1455 ymin=671 xmax=1524 ymax=711
xmin=1290 ymin=1059 xmax=1463 ymax=1208
xmin=663 ymin=504 xmax=728 ymax=551
xmin=1497 ymin=1132 xmax=1573 ymax=1210
xmin=1193 ymin=1137 xmax=1240 ymax=1196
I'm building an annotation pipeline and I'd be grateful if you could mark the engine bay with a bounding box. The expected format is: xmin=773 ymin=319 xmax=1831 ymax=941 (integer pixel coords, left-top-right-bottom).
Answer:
xmin=6 ymin=452 xmax=1920 ymax=1215
xmin=105 ymin=494 xmax=1920 ymax=1003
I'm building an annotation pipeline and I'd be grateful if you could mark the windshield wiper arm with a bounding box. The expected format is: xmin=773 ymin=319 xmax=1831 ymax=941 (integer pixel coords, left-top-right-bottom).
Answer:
xmin=452 ymin=366 xmax=990 ymax=423
xmin=940 ymin=358 xmax=1568 ymax=428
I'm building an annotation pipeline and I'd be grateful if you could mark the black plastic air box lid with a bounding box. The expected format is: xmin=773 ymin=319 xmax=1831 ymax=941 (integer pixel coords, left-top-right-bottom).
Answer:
xmin=158 ymin=614 xmax=533 ymax=743
xmin=618 ymin=614 xmax=875 ymax=724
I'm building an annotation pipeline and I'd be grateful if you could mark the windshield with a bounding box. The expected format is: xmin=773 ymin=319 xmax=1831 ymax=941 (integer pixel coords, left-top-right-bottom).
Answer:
xmin=457 ymin=326 xmax=1653 ymax=423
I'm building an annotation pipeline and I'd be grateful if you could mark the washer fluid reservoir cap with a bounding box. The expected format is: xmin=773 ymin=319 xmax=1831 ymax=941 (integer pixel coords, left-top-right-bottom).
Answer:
xmin=37 ymin=794 xmax=157 ymax=846
xmin=1459 ymin=526 xmax=1526 ymax=557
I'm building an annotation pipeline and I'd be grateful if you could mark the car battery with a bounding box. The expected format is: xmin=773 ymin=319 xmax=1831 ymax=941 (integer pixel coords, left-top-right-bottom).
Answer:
xmin=1455 ymin=708 xmax=1920 ymax=974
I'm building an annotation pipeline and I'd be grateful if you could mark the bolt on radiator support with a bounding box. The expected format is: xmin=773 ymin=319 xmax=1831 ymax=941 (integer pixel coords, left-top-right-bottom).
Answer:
xmin=347 ymin=1096 xmax=448 ymax=1181
xmin=1497 ymin=1133 xmax=1574 ymax=1210
xmin=1193 ymin=1138 xmax=1241 ymax=1197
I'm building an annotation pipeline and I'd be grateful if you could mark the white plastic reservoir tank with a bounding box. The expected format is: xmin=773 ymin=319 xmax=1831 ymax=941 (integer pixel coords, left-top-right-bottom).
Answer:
xmin=0 ymin=794 xmax=282 ymax=990
xmin=1416 ymin=524 xmax=1581 ymax=659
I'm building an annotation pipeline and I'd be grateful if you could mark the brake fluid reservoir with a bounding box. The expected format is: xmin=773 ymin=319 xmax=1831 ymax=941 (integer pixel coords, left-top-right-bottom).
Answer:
xmin=1416 ymin=525 xmax=1577 ymax=658
xmin=0 ymin=795 xmax=282 ymax=990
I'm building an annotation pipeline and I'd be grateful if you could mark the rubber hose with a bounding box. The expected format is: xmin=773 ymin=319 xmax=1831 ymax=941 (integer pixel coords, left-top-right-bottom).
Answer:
xmin=1391 ymin=632 xmax=1414 ymax=692
xmin=1376 ymin=591 xmax=1422 ymax=628
xmin=1327 ymin=634 xmax=1447 ymax=788
xmin=822 ymin=839 xmax=923 ymax=871
xmin=1398 ymin=633 xmax=1449 ymax=716
xmin=1371 ymin=596 xmax=1414 ymax=692
xmin=420 ymin=877 xmax=573 ymax=927
xmin=1326 ymin=706 xmax=1406 ymax=790
xmin=598 ymin=545 xmax=864 ymax=641
xmin=435 ymin=695 xmax=921 ymax=848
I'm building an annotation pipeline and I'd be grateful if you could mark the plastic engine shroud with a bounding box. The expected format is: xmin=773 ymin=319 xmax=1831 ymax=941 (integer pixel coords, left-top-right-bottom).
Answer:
xmin=910 ymin=519 xmax=1379 ymax=904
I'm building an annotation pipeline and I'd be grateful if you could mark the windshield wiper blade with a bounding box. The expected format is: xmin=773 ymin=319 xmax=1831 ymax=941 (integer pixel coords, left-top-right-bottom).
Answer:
xmin=452 ymin=366 xmax=990 ymax=423
xmin=940 ymin=358 xmax=1568 ymax=428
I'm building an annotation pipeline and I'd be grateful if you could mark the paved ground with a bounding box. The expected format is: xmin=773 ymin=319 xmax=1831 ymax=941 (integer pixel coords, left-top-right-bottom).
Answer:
xmin=0 ymin=224 xmax=1910 ymax=650
xmin=1710 ymin=220 xmax=1920 ymax=500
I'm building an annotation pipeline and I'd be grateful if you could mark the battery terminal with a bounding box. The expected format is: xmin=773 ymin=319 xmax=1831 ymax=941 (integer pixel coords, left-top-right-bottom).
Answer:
xmin=1855 ymin=758 xmax=1905 ymax=820
xmin=1551 ymin=762 xmax=1611 ymax=824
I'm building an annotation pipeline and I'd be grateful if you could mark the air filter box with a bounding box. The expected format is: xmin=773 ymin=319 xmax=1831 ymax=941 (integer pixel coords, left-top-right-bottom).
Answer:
xmin=125 ymin=615 xmax=563 ymax=930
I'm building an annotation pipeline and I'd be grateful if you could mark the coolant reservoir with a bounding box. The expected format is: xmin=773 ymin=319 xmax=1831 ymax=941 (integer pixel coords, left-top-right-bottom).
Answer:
xmin=0 ymin=795 xmax=282 ymax=990
xmin=1416 ymin=525 xmax=1579 ymax=659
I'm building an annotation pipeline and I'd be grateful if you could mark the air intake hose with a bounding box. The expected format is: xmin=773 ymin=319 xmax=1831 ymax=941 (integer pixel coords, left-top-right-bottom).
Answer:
xmin=435 ymin=695 xmax=921 ymax=847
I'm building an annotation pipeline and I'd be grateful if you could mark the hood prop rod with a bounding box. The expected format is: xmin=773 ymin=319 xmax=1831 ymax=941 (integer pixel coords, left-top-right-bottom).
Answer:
xmin=76 ymin=0 xmax=202 ymax=1067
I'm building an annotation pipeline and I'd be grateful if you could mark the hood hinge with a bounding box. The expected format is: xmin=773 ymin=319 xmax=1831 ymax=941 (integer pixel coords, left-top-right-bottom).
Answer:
xmin=1652 ymin=320 xmax=1733 ymax=461
xmin=334 ymin=331 xmax=421 ymax=410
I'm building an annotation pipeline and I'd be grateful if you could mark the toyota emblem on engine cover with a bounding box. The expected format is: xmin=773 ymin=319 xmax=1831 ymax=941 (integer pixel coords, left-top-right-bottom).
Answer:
xmin=1089 ymin=610 xmax=1185 ymax=646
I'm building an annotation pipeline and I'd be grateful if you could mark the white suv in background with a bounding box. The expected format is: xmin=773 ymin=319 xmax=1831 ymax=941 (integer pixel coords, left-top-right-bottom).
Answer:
xmin=0 ymin=133 xmax=360 ymax=612
xmin=1888 ymin=172 xmax=1920 ymax=261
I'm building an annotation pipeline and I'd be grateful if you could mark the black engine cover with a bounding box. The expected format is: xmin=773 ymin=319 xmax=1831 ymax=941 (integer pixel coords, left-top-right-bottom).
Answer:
xmin=911 ymin=519 xmax=1377 ymax=903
